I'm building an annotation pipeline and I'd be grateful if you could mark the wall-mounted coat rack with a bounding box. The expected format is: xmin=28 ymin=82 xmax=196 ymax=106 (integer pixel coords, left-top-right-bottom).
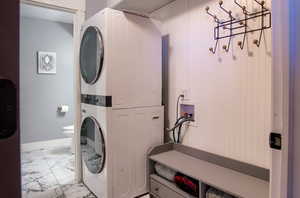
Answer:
xmin=206 ymin=0 xmax=271 ymax=54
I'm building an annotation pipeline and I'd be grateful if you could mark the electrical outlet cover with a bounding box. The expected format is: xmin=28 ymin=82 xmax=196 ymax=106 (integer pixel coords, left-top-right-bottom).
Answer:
xmin=181 ymin=89 xmax=191 ymax=101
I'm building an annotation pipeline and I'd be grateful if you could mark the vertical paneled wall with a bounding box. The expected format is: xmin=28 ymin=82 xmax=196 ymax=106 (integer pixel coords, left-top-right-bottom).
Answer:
xmin=153 ymin=0 xmax=272 ymax=168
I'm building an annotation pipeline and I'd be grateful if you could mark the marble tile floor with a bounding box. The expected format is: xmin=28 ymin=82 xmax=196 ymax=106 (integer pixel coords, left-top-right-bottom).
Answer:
xmin=21 ymin=139 xmax=95 ymax=198
xmin=21 ymin=139 xmax=150 ymax=198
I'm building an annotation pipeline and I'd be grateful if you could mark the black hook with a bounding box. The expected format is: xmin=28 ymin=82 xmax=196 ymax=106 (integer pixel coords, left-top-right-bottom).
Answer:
xmin=234 ymin=0 xmax=249 ymax=15
xmin=253 ymin=0 xmax=269 ymax=14
xmin=253 ymin=0 xmax=267 ymax=9
xmin=223 ymin=18 xmax=233 ymax=53
xmin=235 ymin=0 xmax=268 ymax=17
xmin=253 ymin=0 xmax=266 ymax=47
xmin=223 ymin=35 xmax=232 ymax=52
xmin=253 ymin=26 xmax=264 ymax=47
xmin=205 ymin=6 xmax=220 ymax=23
xmin=209 ymin=39 xmax=219 ymax=54
xmin=218 ymin=0 xmax=235 ymax=20
xmin=237 ymin=13 xmax=248 ymax=50
xmin=238 ymin=32 xmax=247 ymax=50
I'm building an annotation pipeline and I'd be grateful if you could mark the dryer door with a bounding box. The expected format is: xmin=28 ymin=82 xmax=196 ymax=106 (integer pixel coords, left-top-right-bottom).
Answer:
xmin=80 ymin=26 xmax=104 ymax=84
xmin=80 ymin=116 xmax=105 ymax=174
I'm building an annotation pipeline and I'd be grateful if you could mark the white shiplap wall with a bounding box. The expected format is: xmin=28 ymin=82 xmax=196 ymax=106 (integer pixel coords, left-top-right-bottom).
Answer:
xmin=152 ymin=0 xmax=272 ymax=168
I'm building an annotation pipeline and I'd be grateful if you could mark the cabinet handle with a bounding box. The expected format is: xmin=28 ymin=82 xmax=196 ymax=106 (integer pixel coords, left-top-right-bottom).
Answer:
xmin=152 ymin=116 xmax=160 ymax=120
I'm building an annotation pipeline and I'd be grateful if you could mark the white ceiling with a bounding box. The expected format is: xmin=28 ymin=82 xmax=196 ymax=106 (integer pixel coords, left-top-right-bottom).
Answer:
xmin=20 ymin=4 xmax=73 ymax=24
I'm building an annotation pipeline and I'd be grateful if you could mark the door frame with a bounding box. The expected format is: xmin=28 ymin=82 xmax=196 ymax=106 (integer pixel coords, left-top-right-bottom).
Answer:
xmin=20 ymin=0 xmax=85 ymax=183
xmin=271 ymin=0 xmax=290 ymax=197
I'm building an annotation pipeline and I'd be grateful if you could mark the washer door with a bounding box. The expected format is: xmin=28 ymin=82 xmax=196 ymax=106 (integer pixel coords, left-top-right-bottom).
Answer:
xmin=80 ymin=116 xmax=105 ymax=174
xmin=80 ymin=26 xmax=104 ymax=84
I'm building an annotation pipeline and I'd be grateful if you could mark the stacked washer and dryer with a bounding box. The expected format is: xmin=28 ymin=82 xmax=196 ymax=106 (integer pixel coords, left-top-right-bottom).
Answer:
xmin=79 ymin=8 xmax=163 ymax=198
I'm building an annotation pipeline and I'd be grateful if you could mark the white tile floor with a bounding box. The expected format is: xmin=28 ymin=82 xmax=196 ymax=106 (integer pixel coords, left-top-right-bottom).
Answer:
xmin=21 ymin=139 xmax=95 ymax=198
xmin=21 ymin=139 xmax=150 ymax=198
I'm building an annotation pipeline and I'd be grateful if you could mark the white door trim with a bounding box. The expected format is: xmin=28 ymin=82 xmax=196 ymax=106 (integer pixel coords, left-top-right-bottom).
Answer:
xmin=271 ymin=0 xmax=290 ymax=197
xmin=20 ymin=0 xmax=85 ymax=183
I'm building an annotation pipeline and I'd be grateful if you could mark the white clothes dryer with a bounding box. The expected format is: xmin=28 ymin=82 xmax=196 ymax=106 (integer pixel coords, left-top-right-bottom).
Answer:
xmin=80 ymin=8 xmax=162 ymax=109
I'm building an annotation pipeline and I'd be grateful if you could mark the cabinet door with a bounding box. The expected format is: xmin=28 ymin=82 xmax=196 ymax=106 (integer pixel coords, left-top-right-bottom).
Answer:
xmin=111 ymin=107 xmax=164 ymax=198
xmin=132 ymin=107 xmax=164 ymax=196
xmin=150 ymin=179 xmax=185 ymax=198
xmin=111 ymin=109 xmax=133 ymax=198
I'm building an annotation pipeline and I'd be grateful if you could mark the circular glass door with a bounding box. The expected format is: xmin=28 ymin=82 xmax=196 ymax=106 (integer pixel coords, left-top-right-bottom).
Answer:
xmin=80 ymin=117 xmax=105 ymax=174
xmin=80 ymin=26 xmax=104 ymax=84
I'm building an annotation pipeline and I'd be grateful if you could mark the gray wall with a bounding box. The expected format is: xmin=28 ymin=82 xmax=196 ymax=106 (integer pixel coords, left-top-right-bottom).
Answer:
xmin=20 ymin=17 xmax=74 ymax=144
xmin=86 ymin=0 xmax=107 ymax=19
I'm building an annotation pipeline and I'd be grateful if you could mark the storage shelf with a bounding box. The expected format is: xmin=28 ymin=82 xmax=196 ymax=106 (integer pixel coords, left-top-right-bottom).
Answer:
xmin=149 ymin=150 xmax=269 ymax=198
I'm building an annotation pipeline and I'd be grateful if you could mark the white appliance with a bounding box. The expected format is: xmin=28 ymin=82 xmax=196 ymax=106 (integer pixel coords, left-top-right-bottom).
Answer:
xmin=80 ymin=8 xmax=162 ymax=109
xmin=80 ymin=103 xmax=163 ymax=198
xmin=80 ymin=8 xmax=163 ymax=198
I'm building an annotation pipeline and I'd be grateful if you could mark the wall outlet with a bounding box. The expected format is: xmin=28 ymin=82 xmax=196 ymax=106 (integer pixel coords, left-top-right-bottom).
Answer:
xmin=181 ymin=89 xmax=191 ymax=101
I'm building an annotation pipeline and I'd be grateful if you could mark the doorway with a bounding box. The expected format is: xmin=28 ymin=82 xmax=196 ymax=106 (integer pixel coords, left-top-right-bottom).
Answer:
xmin=19 ymin=3 xmax=93 ymax=198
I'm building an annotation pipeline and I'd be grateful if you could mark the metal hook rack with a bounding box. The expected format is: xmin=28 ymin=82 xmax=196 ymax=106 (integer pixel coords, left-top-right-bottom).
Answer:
xmin=205 ymin=6 xmax=220 ymax=23
xmin=205 ymin=0 xmax=271 ymax=54
xmin=218 ymin=0 xmax=235 ymax=20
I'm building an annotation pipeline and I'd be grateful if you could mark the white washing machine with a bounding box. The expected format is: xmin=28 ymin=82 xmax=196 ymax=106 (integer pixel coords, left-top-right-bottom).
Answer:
xmin=81 ymin=101 xmax=164 ymax=198
xmin=80 ymin=8 xmax=162 ymax=109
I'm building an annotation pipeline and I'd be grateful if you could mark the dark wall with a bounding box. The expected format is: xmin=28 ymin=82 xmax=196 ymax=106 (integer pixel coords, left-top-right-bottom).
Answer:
xmin=0 ymin=0 xmax=21 ymax=197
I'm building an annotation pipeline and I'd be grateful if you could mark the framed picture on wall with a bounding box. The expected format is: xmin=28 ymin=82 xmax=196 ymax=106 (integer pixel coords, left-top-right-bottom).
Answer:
xmin=37 ymin=51 xmax=56 ymax=74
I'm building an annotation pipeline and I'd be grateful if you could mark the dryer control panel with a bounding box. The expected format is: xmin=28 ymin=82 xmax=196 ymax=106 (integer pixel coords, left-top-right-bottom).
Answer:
xmin=81 ymin=94 xmax=112 ymax=107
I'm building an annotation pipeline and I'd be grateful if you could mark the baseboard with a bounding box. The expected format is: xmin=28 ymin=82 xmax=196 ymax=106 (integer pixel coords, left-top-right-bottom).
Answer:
xmin=21 ymin=138 xmax=72 ymax=152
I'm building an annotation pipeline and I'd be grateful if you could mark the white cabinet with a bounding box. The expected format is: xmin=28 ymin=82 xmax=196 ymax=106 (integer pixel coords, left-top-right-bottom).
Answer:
xmin=111 ymin=107 xmax=164 ymax=198
xmin=108 ymin=0 xmax=175 ymax=15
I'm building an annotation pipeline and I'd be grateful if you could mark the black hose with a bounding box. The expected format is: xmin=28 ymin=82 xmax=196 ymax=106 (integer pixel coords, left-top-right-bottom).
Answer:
xmin=166 ymin=117 xmax=194 ymax=132
xmin=172 ymin=116 xmax=186 ymax=142
xmin=174 ymin=116 xmax=187 ymax=143
xmin=172 ymin=129 xmax=176 ymax=143
xmin=177 ymin=123 xmax=183 ymax=143
xmin=172 ymin=116 xmax=186 ymax=143
xmin=169 ymin=94 xmax=186 ymax=143
xmin=175 ymin=116 xmax=186 ymax=125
